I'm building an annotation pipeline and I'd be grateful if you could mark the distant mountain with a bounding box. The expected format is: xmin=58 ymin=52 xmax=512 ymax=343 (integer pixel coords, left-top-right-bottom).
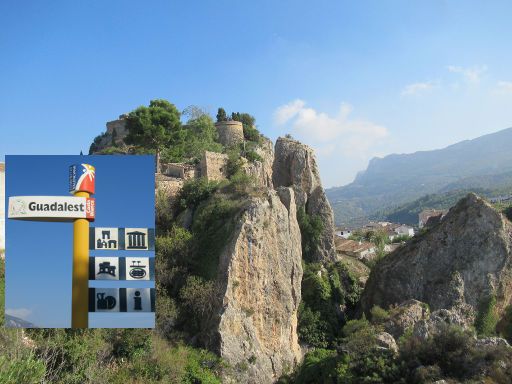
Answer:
xmin=326 ymin=128 xmax=512 ymax=226
xmin=5 ymin=314 xmax=37 ymax=328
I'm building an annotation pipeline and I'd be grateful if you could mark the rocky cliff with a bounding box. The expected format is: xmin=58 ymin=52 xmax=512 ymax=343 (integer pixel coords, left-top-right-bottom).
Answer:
xmin=199 ymin=137 xmax=336 ymax=382
xmin=273 ymin=137 xmax=337 ymax=263
xmin=361 ymin=193 xmax=512 ymax=325
xmin=210 ymin=189 xmax=303 ymax=383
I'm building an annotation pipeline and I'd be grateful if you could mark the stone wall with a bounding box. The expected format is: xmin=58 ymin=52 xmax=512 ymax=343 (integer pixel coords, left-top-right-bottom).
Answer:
xmin=106 ymin=115 xmax=129 ymax=144
xmin=155 ymin=174 xmax=184 ymax=201
xmin=161 ymin=163 xmax=197 ymax=180
xmin=200 ymin=151 xmax=228 ymax=181
xmin=215 ymin=121 xmax=244 ymax=147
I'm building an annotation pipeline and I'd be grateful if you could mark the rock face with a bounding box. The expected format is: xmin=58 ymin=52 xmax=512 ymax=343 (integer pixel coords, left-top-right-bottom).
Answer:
xmin=361 ymin=193 xmax=512 ymax=324
xmin=383 ymin=299 xmax=430 ymax=339
xmin=212 ymin=189 xmax=303 ymax=383
xmin=273 ymin=137 xmax=336 ymax=262
xmin=243 ymin=136 xmax=275 ymax=189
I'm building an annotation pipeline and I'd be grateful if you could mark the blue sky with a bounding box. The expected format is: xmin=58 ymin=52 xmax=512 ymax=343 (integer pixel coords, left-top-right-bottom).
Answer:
xmin=5 ymin=155 xmax=155 ymax=328
xmin=2 ymin=1 xmax=512 ymax=187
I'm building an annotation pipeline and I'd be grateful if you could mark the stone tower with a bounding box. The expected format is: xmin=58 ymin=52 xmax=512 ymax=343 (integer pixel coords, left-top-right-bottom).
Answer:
xmin=215 ymin=121 xmax=244 ymax=147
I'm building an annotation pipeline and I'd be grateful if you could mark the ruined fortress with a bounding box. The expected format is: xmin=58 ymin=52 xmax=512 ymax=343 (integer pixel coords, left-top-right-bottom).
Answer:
xmin=95 ymin=116 xmax=245 ymax=195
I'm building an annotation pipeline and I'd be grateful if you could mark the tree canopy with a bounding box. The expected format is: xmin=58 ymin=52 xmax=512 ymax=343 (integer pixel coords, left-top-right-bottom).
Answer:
xmin=124 ymin=99 xmax=182 ymax=169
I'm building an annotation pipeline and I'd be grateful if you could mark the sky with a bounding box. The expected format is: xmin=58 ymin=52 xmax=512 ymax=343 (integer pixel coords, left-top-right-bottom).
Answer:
xmin=2 ymin=1 xmax=512 ymax=188
xmin=5 ymin=155 xmax=155 ymax=328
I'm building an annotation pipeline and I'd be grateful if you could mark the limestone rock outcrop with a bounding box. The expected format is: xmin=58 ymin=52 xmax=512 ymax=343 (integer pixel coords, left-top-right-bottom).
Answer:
xmin=382 ymin=299 xmax=430 ymax=339
xmin=211 ymin=189 xmax=303 ymax=383
xmin=361 ymin=193 xmax=512 ymax=325
xmin=273 ymin=137 xmax=336 ymax=262
xmin=243 ymin=136 xmax=275 ymax=189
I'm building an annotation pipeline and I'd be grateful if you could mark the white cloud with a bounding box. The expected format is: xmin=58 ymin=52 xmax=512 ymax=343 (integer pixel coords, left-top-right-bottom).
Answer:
xmin=273 ymin=100 xmax=388 ymax=159
xmin=273 ymin=99 xmax=305 ymax=125
xmin=496 ymin=81 xmax=512 ymax=93
xmin=401 ymin=81 xmax=436 ymax=96
xmin=447 ymin=65 xmax=487 ymax=83
xmin=6 ymin=308 xmax=32 ymax=320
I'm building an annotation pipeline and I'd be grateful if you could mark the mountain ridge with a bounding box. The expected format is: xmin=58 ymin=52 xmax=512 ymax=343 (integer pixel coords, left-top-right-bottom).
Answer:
xmin=327 ymin=127 xmax=512 ymax=226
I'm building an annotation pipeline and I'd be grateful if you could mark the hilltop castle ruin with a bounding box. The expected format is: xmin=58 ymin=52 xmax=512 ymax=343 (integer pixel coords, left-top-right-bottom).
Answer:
xmin=91 ymin=115 xmax=248 ymax=194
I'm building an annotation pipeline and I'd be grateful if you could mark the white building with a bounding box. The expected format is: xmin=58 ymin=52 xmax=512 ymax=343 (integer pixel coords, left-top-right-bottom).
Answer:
xmin=335 ymin=228 xmax=352 ymax=239
xmin=395 ymin=225 xmax=414 ymax=237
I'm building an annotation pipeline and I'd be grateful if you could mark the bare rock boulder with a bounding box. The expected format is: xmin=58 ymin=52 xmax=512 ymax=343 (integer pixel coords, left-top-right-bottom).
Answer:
xmin=273 ymin=137 xmax=336 ymax=263
xmin=361 ymin=193 xmax=512 ymax=325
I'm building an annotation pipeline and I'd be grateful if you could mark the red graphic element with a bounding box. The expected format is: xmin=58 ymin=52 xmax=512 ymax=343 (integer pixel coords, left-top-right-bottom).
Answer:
xmin=77 ymin=164 xmax=95 ymax=194
xmin=86 ymin=198 xmax=96 ymax=221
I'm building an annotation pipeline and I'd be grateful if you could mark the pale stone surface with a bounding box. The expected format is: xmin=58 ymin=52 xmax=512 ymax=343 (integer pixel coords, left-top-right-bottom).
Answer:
xmin=211 ymin=189 xmax=303 ymax=383
xmin=199 ymin=151 xmax=228 ymax=181
xmin=475 ymin=337 xmax=511 ymax=348
xmin=375 ymin=332 xmax=398 ymax=354
xmin=273 ymin=137 xmax=336 ymax=263
xmin=361 ymin=193 xmax=512 ymax=324
xmin=413 ymin=308 xmax=470 ymax=341
xmin=383 ymin=299 xmax=430 ymax=338
xmin=243 ymin=137 xmax=274 ymax=189
xmin=215 ymin=121 xmax=244 ymax=147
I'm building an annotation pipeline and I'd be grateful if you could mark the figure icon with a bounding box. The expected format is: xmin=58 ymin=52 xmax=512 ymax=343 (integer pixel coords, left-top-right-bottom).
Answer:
xmin=133 ymin=291 xmax=142 ymax=310
xmin=126 ymin=231 xmax=147 ymax=249
xmin=97 ymin=292 xmax=116 ymax=309
xmin=129 ymin=260 xmax=147 ymax=279
xmin=98 ymin=261 xmax=116 ymax=277
xmin=96 ymin=230 xmax=117 ymax=249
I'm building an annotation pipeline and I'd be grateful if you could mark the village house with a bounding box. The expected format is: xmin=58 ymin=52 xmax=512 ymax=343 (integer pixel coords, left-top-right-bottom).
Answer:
xmin=395 ymin=224 xmax=415 ymax=237
xmin=334 ymin=237 xmax=376 ymax=262
xmin=335 ymin=227 xmax=352 ymax=239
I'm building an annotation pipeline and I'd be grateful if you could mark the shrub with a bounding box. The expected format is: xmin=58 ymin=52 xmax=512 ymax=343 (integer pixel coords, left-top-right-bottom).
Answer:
xmin=175 ymin=178 xmax=219 ymax=214
xmin=0 ymin=353 xmax=46 ymax=384
xmin=298 ymin=262 xmax=358 ymax=348
xmin=297 ymin=304 xmax=330 ymax=348
xmin=226 ymin=149 xmax=244 ymax=177
xmin=294 ymin=349 xmax=338 ymax=384
xmin=26 ymin=329 xmax=110 ymax=384
xmin=104 ymin=329 xmax=152 ymax=360
xmin=297 ymin=207 xmax=323 ymax=263
xmin=107 ymin=336 xmax=222 ymax=384
xmin=156 ymin=226 xmax=192 ymax=266
xmin=227 ymin=171 xmax=255 ymax=196
xmin=156 ymin=188 xmax=173 ymax=230
xmin=179 ymin=276 xmax=219 ymax=333
xmin=245 ymin=150 xmax=262 ymax=163
xmin=500 ymin=305 xmax=512 ymax=343
xmin=191 ymin=196 xmax=243 ymax=280
xmin=370 ymin=306 xmax=391 ymax=324
xmin=475 ymin=295 xmax=499 ymax=336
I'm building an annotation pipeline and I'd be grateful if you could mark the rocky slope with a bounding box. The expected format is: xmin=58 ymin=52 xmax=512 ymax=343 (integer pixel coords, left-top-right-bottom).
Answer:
xmin=361 ymin=193 xmax=512 ymax=325
xmin=273 ymin=137 xmax=337 ymax=263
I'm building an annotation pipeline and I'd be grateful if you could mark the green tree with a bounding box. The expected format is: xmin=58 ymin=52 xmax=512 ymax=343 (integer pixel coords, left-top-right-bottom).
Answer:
xmin=124 ymin=99 xmax=182 ymax=171
xmin=216 ymin=107 xmax=227 ymax=122
xmin=231 ymin=112 xmax=260 ymax=142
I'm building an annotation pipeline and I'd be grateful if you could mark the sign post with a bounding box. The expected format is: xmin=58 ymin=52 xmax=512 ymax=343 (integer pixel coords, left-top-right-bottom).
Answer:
xmin=8 ymin=161 xmax=155 ymax=327
xmin=70 ymin=164 xmax=95 ymax=328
